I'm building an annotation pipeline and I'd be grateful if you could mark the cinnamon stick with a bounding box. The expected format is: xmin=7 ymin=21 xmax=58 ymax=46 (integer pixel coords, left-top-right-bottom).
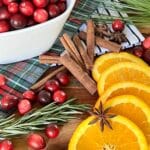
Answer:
xmin=79 ymin=31 xmax=121 ymax=52
xmin=78 ymin=31 xmax=86 ymax=42
xmin=73 ymin=35 xmax=93 ymax=70
xmin=62 ymin=33 xmax=84 ymax=65
xmin=39 ymin=55 xmax=60 ymax=64
xmin=96 ymin=36 xmax=121 ymax=52
xmin=60 ymin=37 xmax=79 ymax=63
xmin=31 ymin=66 xmax=65 ymax=90
xmin=60 ymin=53 xmax=97 ymax=95
xmin=86 ymin=20 xmax=95 ymax=62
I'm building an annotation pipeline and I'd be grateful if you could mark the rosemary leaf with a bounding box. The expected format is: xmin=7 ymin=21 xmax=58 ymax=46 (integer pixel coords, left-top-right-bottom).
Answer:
xmin=0 ymin=98 xmax=90 ymax=139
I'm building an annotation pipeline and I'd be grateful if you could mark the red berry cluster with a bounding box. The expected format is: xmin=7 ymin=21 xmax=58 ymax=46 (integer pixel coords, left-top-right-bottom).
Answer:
xmin=0 ymin=71 xmax=69 ymax=149
xmin=0 ymin=0 xmax=66 ymax=33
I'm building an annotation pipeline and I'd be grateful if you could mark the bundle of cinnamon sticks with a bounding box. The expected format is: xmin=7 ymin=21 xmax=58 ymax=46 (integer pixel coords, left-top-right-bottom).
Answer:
xmin=38 ymin=20 xmax=122 ymax=95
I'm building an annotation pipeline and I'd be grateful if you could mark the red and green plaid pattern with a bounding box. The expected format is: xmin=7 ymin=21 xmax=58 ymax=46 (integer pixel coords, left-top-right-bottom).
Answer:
xmin=0 ymin=0 xmax=99 ymax=116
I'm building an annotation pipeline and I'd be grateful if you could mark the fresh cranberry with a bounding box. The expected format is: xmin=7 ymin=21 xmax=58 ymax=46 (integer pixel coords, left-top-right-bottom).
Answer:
xmin=45 ymin=124 xmax=59 ymax=139
xmin=18 ymin=99 xmax=32 ymax=115
xmin=1 ymin=95 xmax=18 ymax=110
xmin=32 ymin=0 xmax=48 ymax=8
xmin=53 ymin=90 xmax=67 ymax=103
xmin=142 ymin=37 xmax=150 ymax=50
xmin=0 ymin=7 xmax=10 ymax=20
xmin=112 ymin=19 xmax=125 ymax=32
xmin=33 ymin=8 xmax=48 ymax=23
xmin=8 ymin=2 xmax=19 ymax=14
xmin=133 ymin=48 xmax=144 ymax=58
xmin=37 ymin=90 xmax=52 ymax=105
xmin=56 ymin=72 xmax=70 ymax=86
xmin=2 ymin=0 xmax=15 ymax=5
xmin=27 ymin=133 xmax=46 ymax=150
xmin=23 ymin=90 xmax=35 ymax=101
xmin=19 ymin=1 xmax=34 ymax=16
xmin=0 ymin=20 xmax=10 ymax=32
xmin=0 ymin=0 xmax=3 ymax=7
xmin=49 ymin=0 xmax=58 ymax=3
xmin=27 ymin=17 xmax=36 ymax=26
xmin=143 ymin=49 xmax=150 ymax=64
xmin=59 ymin=0 xmax=66 ymax=2
xmin=45 ymin=79 xmax=60 ymax=92
xmin=0 ymin=140 xmax=13 ymax=150
xmin=0 ymin=74 xmax=6 ymax=86
xmin=10 ymin=13 xmax=27 ymax=29
xmin=57 ymin=2 xmax=66 ymax=13
xmin=48 ymin=4 xmax=60 ymax=18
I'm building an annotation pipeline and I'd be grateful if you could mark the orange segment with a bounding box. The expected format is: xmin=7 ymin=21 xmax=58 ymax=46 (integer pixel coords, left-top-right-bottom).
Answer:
xmin=95 ymin=95 xmax=150 ymax=145
xmin=68 ymin=116 xmax=148 ymax=150
xmin=92 ymin=52 xmax=148 ymax=82
xmin=98 ymin=62 xmax=150 ymax=95
xmin=97 ymin=82 xmax=150 ymax=105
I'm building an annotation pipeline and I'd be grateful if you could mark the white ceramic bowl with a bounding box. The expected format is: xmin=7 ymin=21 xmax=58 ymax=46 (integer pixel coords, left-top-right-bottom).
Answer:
xmin=0 ymin=0 xmax=76 ymax=64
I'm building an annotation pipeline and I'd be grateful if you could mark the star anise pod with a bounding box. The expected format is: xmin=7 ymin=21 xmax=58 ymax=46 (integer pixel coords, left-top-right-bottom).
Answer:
xmin=109 ymin=31 xmax=127 ymax=44
xmin=89 ymin=102 xmax=116 ymax=132
xmin=95 ymin=24 xmax=111 ymax=38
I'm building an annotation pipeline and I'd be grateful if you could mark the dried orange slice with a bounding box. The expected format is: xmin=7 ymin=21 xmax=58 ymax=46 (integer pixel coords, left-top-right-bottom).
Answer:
xmin=68 ymin=115 xmax=148 ymax=150
xmin=98 ymin=62 xmax=150 ymax=95
xmin=95 ymin=95 xmax=150 ymax=145
xmin=97 ymin=82 xmax=150 ymax=105
xmin=92 ymin=52 xmax=148 ymax=82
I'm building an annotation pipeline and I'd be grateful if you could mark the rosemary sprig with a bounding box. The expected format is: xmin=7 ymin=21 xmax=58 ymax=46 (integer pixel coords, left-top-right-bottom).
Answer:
xmin=0 ymin=98 xmax=90 ymax=139
xmin=89 ymin=102 xmax=116 ymax=132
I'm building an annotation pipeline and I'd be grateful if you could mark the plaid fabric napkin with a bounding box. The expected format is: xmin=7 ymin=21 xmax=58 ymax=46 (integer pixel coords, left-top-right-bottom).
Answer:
xmin=0 ymin=0 xmax=99 ymax=116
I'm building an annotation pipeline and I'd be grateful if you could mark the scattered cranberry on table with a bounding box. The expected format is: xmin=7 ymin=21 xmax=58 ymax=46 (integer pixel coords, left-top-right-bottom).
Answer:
xmin=23 ymin=90 xmax=35 ymax=101
xmin=142 ymin=37 xmax=150 ymax=50
xmin=0 ymin=140 xmax=13 ymax=150
xmin=133 ymin=48 xmax=144 ymax=58
xmin=143 ymin=49 xmax=150 ymax=64
xmin=0 ymin=74 xmax=6 ymax=86
xmin=18 ymin=99 xmax=32 ymax=115
xmin=45 ymin=124 xmax=59 ymax=139
xmin=0 ymin=0 xmax=67 ymax=32
xmin=37 ymin=90 xmax=52 ymax=105
xmin=53 ymin=90 xmax=67 ymax=103
xmin=112 ymin=19 xmax=125 ymax=32
xmin=27 ymin=133 xmax=46 ymax=150
xmin=56 ymin=72 xmax=70 ymax=86
xmin=45 ymin=79 xmax=60 ymax=92
xmin=1 ymin=95 xmax=18 ymax=110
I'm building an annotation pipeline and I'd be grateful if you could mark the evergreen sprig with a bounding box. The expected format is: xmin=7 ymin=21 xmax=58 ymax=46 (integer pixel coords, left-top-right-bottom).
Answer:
xmin=91 ymin=0 xmax=150 ymax=27
xmin=0 ymin=98 xmax=90 ymax=139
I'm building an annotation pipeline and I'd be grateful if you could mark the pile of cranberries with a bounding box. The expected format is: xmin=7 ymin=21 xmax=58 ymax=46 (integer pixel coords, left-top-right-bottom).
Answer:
xmin=0 ymin=71 xmax=70 ymax=149
xmin=0 ymin=0 xmax=66 ymax=33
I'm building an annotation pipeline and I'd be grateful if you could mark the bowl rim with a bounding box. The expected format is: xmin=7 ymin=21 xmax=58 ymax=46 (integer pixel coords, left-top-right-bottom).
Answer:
xmin=0 ymin=0 xmax=76 ymax=37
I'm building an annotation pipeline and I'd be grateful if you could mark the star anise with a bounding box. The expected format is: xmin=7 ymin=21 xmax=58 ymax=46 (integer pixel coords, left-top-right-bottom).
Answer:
xmin=109 ymin=31 xmax=127 ymax=44
xmin=95 ymin=24 xmax=111 ymax=38
xmin=89 ymin=102 xmax=116 ymax=132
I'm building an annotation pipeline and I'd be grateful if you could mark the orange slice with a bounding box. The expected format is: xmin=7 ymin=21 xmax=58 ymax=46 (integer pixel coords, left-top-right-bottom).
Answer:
xmin=68 ymin=115 xmax=148 ymax=150
xmin=95 ymin=95 xmax=150 ymax=145
xmin=97 ymin=82 xmax=150 ymax=105
xmin=92 ymin=52 xmax=148 ymax=82
xmin=98 ymin=62 xmax=150 ymax=95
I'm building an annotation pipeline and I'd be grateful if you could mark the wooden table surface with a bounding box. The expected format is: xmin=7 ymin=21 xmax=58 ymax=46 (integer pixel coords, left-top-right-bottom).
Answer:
xmin=12 ymin=76 xmax=98 ymax=150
